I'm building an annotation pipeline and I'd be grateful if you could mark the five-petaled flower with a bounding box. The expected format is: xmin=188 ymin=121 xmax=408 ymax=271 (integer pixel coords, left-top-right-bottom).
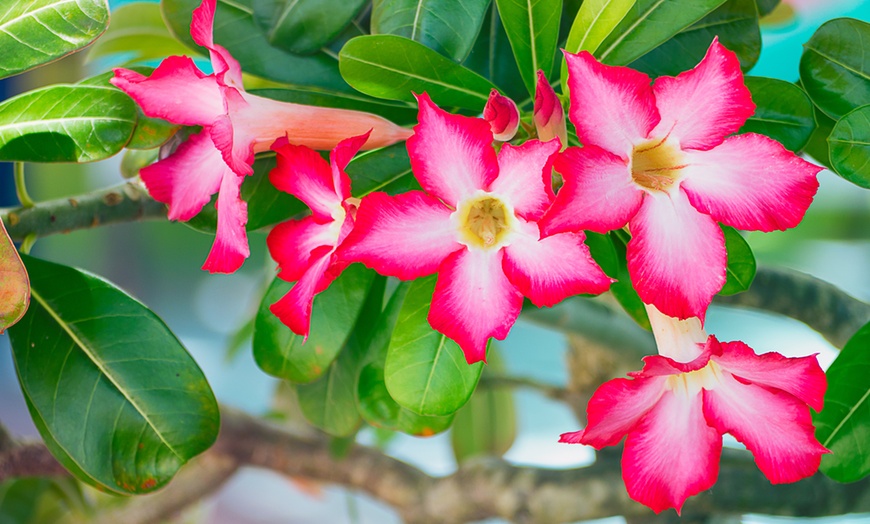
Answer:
xmin=560 ymin=305 xmax=829 ymax=513
xmin=339 ymin=93 xmax=612 ymax=363
xmin=540 ymin=38 xmax=822 ymax=320
xmin=111 ymin=0 xmax=410 ymax=273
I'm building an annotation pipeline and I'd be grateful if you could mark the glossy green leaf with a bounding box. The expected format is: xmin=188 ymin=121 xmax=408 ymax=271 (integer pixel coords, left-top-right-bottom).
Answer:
xmin=0 ymin=219 xmax=29 ymax=333
xmin=719 ymin=225 xmax=756 ymax=296
xmin=85 ymin=2 xmax=189 ymax=65
xmin=829 ymin=105 xmax=870 ymax=189
xmin=295 ymin=340 xmax=363 ymax=437
xmin=253 ymin=0 xmax=367 ymax=55
xmin=7 ymin=255 xmax=219 ymax=495
xmin=120 ymin=148 xmax=159 ymax=179
xmin=340 ymin=34 xmax=497 ymax=110
xmin=372 ymin=0 xmax=491 ymax=62
xmin=595 ymin=0 xmax=725 ymax=66
xmin=608 ymin=230 xmax=650 ymax=330
xmin=815 ymin=320 xmax=870 ymax=482
xmin=385 ymin=276 xmax=484 ymax=416
xmin=347 ymin=142 xmax=418 ymax=196
xmin=0 ymin=85 xmax=137 ymax=163
xmin=254 ymin=264 xmax=375 ymax=383
xmin=561 ymin=0 xmax=634 ymax=87
xmin=0 ymin=0 xmax=108 ymax=80
xmin=739 ymin=77 xmax=816 ymax=152
xmin=462 ymin=4 xmax=527 ymax=102
xmin=803 ymin=104 xmax=836 ymax=170
xmin=495 ymin=0 xmax=561 ymax=97
xmin=629 ymin=0 xmax=760 ymax=77
xmin=0 ymin=477 xmax=87 ymax=524
xmin=801 ymin=18 xmax=870 ymax=121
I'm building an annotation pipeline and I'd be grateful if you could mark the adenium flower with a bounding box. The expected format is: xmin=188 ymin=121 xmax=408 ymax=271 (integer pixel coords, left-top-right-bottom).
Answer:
xmin=540 ymin=39 xmax=822 ymax=320
xmin=483 ymin=89 xmax=520 ymax=141
xmin=560 ymin=305 xmax=828 ymax=513
xmin=533 ymin=70 xmax=567 ymax=146
xmin=111 ymin=0 xmax=411 ymax=273
xmin=267 ymin=132 xmax=369 ymax=337
xmin=340 ymin=93 xmax=612 ymax=363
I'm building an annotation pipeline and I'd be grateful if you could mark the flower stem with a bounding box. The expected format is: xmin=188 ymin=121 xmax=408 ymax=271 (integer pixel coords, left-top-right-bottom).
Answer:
xmin=19 ymin=233 xmax=36 ymax=255
xmin=13 ymin=163 xmax=35 ymax=209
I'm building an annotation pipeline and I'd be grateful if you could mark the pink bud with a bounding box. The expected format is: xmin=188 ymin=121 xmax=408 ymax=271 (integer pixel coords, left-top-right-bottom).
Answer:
xmin=483 ymin=89 xmax=519 ymax=141
xmin=534 ymin=70 xmax=567 ymax=146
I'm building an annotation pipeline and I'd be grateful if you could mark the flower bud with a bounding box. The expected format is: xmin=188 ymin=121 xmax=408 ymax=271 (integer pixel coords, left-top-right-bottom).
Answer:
xmin=483 ymin=89 xmax=519 ymax=141
xmin=534 ymin=70 xmax=567 ymax=146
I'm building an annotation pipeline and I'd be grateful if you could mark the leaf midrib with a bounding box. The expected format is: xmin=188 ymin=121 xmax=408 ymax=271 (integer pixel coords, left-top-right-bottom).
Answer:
xmin=822 ymin=385 xmax=870 ymax=448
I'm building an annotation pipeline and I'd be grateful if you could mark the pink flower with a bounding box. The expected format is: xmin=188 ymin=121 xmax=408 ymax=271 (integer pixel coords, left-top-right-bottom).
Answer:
xmin=540 ymin=39 xmax=822 ymax=320
xmin=266 ymin=132 xmax=370 ymax=337
xmin=483 ymin=89 xmax=520 ymax=141
xmin=339 ymin=93 xmax=612 ymax=363
xmin=533 ymin=70 xmax=567 ymax=146
xmin=111 ymin=0 xmax=411 ymax=273
xmin=560 ymin=306 xmax=829 ymax=513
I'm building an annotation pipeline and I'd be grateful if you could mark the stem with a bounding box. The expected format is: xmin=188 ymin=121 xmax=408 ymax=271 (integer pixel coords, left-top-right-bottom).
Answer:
xmin=13 ymin=163 xmax=35 ymax=208
xmin=19 ymin=233 xmax=36 ymax=255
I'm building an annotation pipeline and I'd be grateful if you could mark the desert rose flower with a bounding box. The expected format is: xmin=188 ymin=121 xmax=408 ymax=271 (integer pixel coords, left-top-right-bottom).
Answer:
xmin=540 ymin=39 xmax=822 ymax=320
xmin=483 ymin=89 xmax=520 ymax=141
xmin=533 ymin=70 xmax=567 ymax=146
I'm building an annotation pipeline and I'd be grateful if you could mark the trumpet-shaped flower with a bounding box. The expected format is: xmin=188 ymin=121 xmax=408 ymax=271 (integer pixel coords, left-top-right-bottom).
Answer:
xmin=266 ymin=132 xmax=370 ymax=337
xmin=560 ymin=306 xmax=828 ymax=513
xmin=111 ymin=0 xmax=411 ymax=273
xmin=483 ymin=89 xmax=520 ymax=141
xmin=540 ymin=39 xmax=822 ymax=320
xmin=340 ymin=93 xmax=612 ymax=363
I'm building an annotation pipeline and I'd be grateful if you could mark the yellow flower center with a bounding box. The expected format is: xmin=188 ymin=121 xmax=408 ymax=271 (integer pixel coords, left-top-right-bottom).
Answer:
xmin=455 ymin=195 xmax=513 ymax=249
xmin=631 ymin=138 xmax=685 ymax=192
xmin=665 ymin=360 xmax=723 ymax=398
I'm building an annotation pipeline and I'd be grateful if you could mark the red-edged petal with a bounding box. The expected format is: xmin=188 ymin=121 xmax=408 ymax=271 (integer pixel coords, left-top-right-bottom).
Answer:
xmin=202 ymin=169 xmax=249 ymax=273
xmin=534 ymin=70 xmax=567 ymax=145
xmin=713 ymin=339 xmax=826 ymax=412
xmin=210 ymin=86 xmax=254 ymax=176
xmin=563 ymin=50 xmax=659 ymax=157
xmin=680 ymin=133 xmax=822 ymax=232
xmin=407 ymin=93 xmax=498 ymax=206
xmin=339 ymin=191 xmax=459 ymax=280
xmin=190 ymin=0 xmax=244 ymax=88
xmin=627 ymin=190 xmax=726 ymax=320
xmin=111 ymin=58 xmax=224 ymax=126
xmin=270 ymin=247 xmax=336 ymax=337
xmin=503 ymin=219 xmax=611 ymax=307
xmin=703 ymin=370 xmax=828 ymax=484
xmin=267 ymin=217 xmax=338 ymax=283
xmin=429 ymin=248 xmax=523 ymax=364
xmin=540 ymin=145 xmax=642 ymax=236
xmin=270 ymin=138 xmax=340 ymax=222
xmin=329 ymin=132 xmax=371 ymax=201
xmin=561 ymin=374 xmax=668 ymax=448
xmin=488 ymin=139 xmax=560 ymax=221
xmin=623 ymin=389 xmax=722 ymax=514
xmin=139 ymin=130 xmax=224 ymax=221
xmin=483 ymin=89 xmax=520 ymax=141
xmin=651 ymin=39 xmax=754 ymax=151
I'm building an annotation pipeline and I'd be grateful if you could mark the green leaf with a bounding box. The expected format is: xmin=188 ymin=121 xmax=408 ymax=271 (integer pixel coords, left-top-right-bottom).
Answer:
xmin=295 ymin=341 xmax=363 ymax=437
xmin=608 ymin=230 xmax=650 ymax=330
xmin=253 ymin=0 xmax=367 ymax=55
xmin=385 ymin=276 xmax=484 ymax=416
xmin=0 ymin=0 xmax=108 ymax=80
xmin=828 ymin=104 xmax=870 ymax=189
xmin=495 ymin=0 xmax=562 ymax=97
xmin=800 ymin=18 xmax=870 ymax=120
xmin=755 ymin=0 xmax=778 ymax=16
xmin=372 ymin=0 xmax=491 ymax=62
xmin=803 ymin=104 xmax=836 ymax=170
xmin=739 ymin=77 xmax=816 ymax=152
xmin=0 ymin=477 xmax=87 ymax=524
xmin=254 ymin=264 xmax=375 ymax=383
xmin=347 ymin=142 xmax=418 ymax=196
xmin=561 ymin=0 xmax=634 ymax=86
xmin=595 ymin=0 xmax=725 ymax=66
xmin=339 ymin=34 xmax=497 ymax=110
xmin=85 ymin=2 xmax=189 ymax=65
xmin=462 ymin=4 xmax=527 ymax=102
xmin=629 ymin=0 xmax=760 ymax=77
xmin=7 ymin=255 xmax=219 ymax=495
xmin=0 ymin=85 xmax=137 ymax=163
xmin=0 ymin=219 xmax=29 ymax=333
xmin=815 ymin=320 xmax=870 ymax=482
xmin=719 ymin=225 xmax=756 ymax=296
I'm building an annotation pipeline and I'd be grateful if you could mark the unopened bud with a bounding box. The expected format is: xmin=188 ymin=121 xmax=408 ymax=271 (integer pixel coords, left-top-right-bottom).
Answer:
xmin=534 ymin=70 xmax=567 ymax=147
xmin=483 ymin=89 xmax=519 ymax=142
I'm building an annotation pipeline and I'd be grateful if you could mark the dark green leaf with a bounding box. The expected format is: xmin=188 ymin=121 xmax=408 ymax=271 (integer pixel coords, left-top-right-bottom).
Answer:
xmin=803 ymin=104 xmax=835 ymax=170
xmin=608 ymin=230 xmax=650 ymax=330
xmin=85 ymin=2 xmax=189 ymax=65
xmin=495 ymin=0 xmax=561 ymax=97
xmin=253 ymin=0 xmax=367 ymax=55
xmin=719 ymin=225 xmax=756 ymax=296
xmin=385 ymin=275 xmax=484 ymax=416
xmin=347 ymin=142 xmax=418 ymax=196
xmin=372 ymin=0 xmax=491 ymax=62
xmin=462 ymin=4 xmax=527 ymax=102
xmin=0 ymin=477 xmax=87 ymax=524
xmin=755 ymin=0 xmax=778 ymax=17
xmin=800 ymin=18 xmax=870 ymax=120
xmin=741 ymin=76 xmax=816 ymax=152
xmin=815 ymin=320 xmax=870 ymax=482
xmin=0 ymin=0 xmax=108 ymax=80
xmin=584 ymin=231 xmax=618 ymax=278
xmin=295 ymin=342 xmax=363 ymax=437
xmin=0 ymin=85 xmax=137 ymax=163
xmin=8 ymin=255 xmax=219 ymax=495
xmin=828 ymin=104 xmax=870 ymax=189
xmin=0 ymin=219 xmax=29 ymax=332
xmin=339 ymin=34 xmax=497 ymax=110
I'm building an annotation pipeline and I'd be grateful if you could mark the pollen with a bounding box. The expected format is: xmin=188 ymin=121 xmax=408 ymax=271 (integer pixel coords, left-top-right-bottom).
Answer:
xmin=455 ymin=194 xmax=513 ymax=249
xmin=631 ymin=137 xmax=686 ymax=192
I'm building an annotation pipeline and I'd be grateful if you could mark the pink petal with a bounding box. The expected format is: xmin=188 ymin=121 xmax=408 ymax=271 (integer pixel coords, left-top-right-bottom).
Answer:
xmin=713 ymin=339 xmax=826 ymax=412
xmin=202 ymin=168 xmax=249 ymax=273
xmin=651 ymin=39 xmax=755 ymax=151
xmin=338 ymin=191 xmax=460 ymax=280
xmin=623 ymin=389 xmax=722 ymax=514
xmin=267 ymin=217 xmax=338 ymax=283
xmin=210 ymin=86 xmax=255 ymax=176
xmin=407 ymin=93 xmax=498 ymax=206
xmin=680 ymin=133 xmax=822 ymax=232
xmin=270 ymin=138 xmax=341 ymax=222
xmin=329 ymin=132 xmax=371 ymax=201
xmin=540 ymin=145 xmax=643 ymax=236
xmin=534 ymin=70 xmax=567 ymax=145
xmin=703 ymin=370 xmax=828 ymax=484
xmin=139 ymin=129 xmax=224 ymax=221
xmin=429 ymin=248 xmax=523 ymax=364
xmin=488 ymin=139 xmax=560 ymax=221
xmin=627 ymin=190 xmax=726 ymax=320
xmin=483 ymin=89 xmax=520 ymax=141
xmin=190 ymin=0 xmax=244 ymax=88
xmin=503 ymin=219 xmax=611 ymax=307
xmin=111 ymin=58 xmax=224 ymax=127
xmin=270 ymin=247 xmax=336 ymax=337
xmin=563 ymin=50 xmax=659 ymax=157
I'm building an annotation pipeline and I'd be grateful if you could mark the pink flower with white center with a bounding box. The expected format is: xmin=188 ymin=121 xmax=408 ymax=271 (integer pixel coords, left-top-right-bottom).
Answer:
xmin=339 ymin=93 xmax=612 ymax=363
xmin=266 ymin=132 xmax=370 ymax=337
xmin=560 ymin=305 xmax=829 ymax=513
xmin=540 ymin=39 xmax=822 ymax=320
xmin=483 ymin=89 xmax=520 ymax=142
xmin=110 ymin=0 xmax=411 ymax=273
